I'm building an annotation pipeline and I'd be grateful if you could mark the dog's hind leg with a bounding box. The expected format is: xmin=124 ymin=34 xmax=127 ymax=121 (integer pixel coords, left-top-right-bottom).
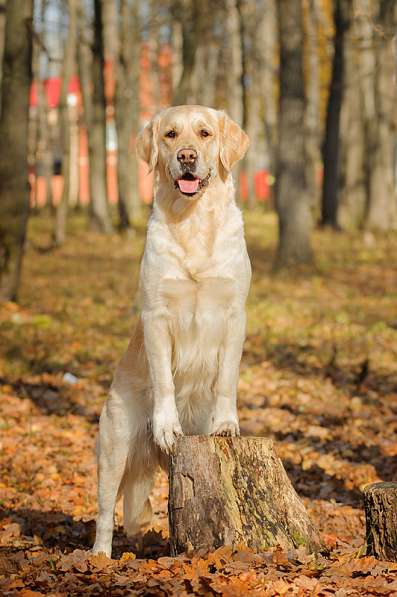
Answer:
xmin=93 ymin=389 xmax=131 ymax=558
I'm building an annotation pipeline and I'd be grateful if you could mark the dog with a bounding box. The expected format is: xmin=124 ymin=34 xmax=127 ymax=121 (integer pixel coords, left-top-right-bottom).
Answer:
xmin=93 ymin=105 xmax=251 ymax=557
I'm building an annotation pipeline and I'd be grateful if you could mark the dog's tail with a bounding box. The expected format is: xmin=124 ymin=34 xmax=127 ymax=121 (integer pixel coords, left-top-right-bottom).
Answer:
xmin=121 ymin=440 xmax=161 ymax=537
xmin=122 ymin=472 xmax=154 ymax=537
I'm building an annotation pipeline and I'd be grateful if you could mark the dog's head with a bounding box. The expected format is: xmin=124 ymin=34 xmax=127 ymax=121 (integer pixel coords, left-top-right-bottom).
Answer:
xmin=137 ymin=105 xmax=249 ymax=200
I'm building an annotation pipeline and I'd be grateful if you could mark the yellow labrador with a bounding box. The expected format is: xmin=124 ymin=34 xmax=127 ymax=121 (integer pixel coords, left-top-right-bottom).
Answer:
xmin=93 ymin=105 xmax=251 ymax=557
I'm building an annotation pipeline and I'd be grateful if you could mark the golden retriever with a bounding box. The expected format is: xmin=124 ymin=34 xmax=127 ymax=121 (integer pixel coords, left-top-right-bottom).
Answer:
xmin=93 ymin=105 xmax=251 ymax=557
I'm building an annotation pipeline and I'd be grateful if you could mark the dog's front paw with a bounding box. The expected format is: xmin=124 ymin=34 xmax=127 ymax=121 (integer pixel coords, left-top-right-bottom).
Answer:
xmin=211 ymin=419 xmax=240 ymax=437
xmin=92 ymin=542 xmax=112 ymax=559
xmin=152 ymin=410 xmax=183 ymax=453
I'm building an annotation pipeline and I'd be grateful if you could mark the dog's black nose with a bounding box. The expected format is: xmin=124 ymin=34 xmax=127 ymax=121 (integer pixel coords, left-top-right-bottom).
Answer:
xmin=177 ymin=148 xmax=197 ymax=165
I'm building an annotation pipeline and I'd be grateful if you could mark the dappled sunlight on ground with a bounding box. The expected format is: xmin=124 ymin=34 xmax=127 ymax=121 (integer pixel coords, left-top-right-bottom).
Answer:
xmin=1 ymin=210 xmax=397 ymax=594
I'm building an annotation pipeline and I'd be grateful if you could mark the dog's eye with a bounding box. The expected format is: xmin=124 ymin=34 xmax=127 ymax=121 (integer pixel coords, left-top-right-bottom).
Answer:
xmin=165 ymin=130 xmax=177 ymax=139
xmin=200 ymin=130 xmax=211 ymax=138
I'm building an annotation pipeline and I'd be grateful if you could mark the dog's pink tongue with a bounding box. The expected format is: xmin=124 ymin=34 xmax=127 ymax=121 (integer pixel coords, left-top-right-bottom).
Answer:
xmin=177 ymin=178 xmax=199 ymax=194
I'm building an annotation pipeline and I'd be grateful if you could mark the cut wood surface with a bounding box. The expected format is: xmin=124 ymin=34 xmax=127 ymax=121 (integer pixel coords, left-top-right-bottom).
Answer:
xmin=168 ymin=436 xmax=322 ymax=555
xmin=364 ymin=482 xmax=397 ymax=561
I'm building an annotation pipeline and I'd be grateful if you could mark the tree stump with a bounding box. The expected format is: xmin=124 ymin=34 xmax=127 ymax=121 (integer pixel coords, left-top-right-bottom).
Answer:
xmin=364 ymin=482 xmax=397 ymax=561
xmin=168 ymin=436 xmax=322 ymax=555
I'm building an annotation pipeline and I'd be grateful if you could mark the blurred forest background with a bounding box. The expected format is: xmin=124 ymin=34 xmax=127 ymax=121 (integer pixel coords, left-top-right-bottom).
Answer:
xmin=1 ymin=1 xmax=397 ymax=594
xmin=0 ymin=0 xmax=397 ymax=299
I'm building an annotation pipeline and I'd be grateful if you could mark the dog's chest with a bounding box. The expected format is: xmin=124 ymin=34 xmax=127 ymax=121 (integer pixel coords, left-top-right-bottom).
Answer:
xmin=161 ymin=276 xmax=234 ymax=329
xmin=160 ymin=276 xmax=235 ymax=390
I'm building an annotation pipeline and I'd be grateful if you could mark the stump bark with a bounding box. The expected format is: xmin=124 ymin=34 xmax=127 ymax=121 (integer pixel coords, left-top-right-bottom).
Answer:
xmin=168 ymin=436 xmax=321 ymax=555
xmin=364 ymin=482 xmax=397 ymax=561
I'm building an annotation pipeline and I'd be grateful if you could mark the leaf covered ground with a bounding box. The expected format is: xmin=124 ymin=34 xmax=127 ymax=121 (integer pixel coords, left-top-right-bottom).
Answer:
xmin=1 ymin=210 xmax=397 ymax=596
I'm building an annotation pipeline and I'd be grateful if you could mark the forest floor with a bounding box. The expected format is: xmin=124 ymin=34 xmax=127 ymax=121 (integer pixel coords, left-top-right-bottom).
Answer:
xmin=1 ymin=209 xmax=397 ymax=596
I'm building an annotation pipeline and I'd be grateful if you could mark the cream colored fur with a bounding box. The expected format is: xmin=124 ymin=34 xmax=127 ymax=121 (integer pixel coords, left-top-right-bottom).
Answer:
xmin=93 ymin=105 xmax=251 ymax=557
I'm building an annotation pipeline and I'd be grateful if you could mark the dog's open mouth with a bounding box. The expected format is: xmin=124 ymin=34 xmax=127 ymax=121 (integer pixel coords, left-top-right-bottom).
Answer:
xmin=176 ymin=173 xmax=200 ymax=196
xmin=175 ymin=171 xmax=211 ymax=197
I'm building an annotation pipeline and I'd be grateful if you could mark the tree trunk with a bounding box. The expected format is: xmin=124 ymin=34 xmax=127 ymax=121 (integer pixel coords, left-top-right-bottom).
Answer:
xmin=259 ymin=0 xmax=278 ymax=182
xmin=0 ymin=0 xmax=6 ymax=97
xmin=91 ymin=0 xmax=112 ymax=233
xmin=115 ymin=0 xmax=141 ymax=230
xmin=171 ymin=19 xmax=183 ymax=95
xmin=54 ymin=0 xmax=78 ymax=246
xmin=244 ymin=94 xmax=260 ymax=209
xmin=321 ymin=0 xmax=348 ymax=228
xmin=304 ymin=0 xmax=322 ymax=217
xmin=0 ymin=0 xmax=33 ymax=301
xmin=364 ymin=482 xmax=397 ymax=561
xmin=224 ymin=0 xmax=242 ymax=125
xmin=101 ymin=0 xmax=117 ymax=107
xmin=274 ymin=0 xmax=313 ymax=269
xmin=236 ymin=0 xmax=259 ymax=208
xmin=337 ymin=3 xmax=366 ymax=230
xmin=36 ymin=0 xmax=56 ymax=208
xmin=222 ymin=0 xmax=243 ymax=201
xmin=173 ymin=1 xmax=222 ymax=107
xmin=169 ymin=436 xmax=322 ymax=555
xmin=31 ymin=15 xmax=41 ymax=210
xmin=236 ymin=0 xmax=248 ymax=207
xmin=364 ymin=0 xmax=397 ymax=230
xmin=338 ymin=0 xmax=397 ymax=231
xmin=78 ymin=1 xmax=112 ymax=234
xmin=193 ymin=41 xmax=219 ymax=108
xmin=172 ymin=1 xmax=196 ymax=104
xmin=148 ymin=0 xmax=160 ymax=111
xmin=33 ymin=77 xmax=53 ymax=208
xmin=102 ymin=0 xmax=118 ymax=60
xmin=33 ymin=0 xmax=54 ymax=210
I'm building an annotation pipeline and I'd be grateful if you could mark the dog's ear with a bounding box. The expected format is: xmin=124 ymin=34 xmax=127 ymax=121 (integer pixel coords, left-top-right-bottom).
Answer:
xmin=136 ymin=114 xmax=161 ymax=172
xmin=218 ymin=112 xmax=249 ymax=173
